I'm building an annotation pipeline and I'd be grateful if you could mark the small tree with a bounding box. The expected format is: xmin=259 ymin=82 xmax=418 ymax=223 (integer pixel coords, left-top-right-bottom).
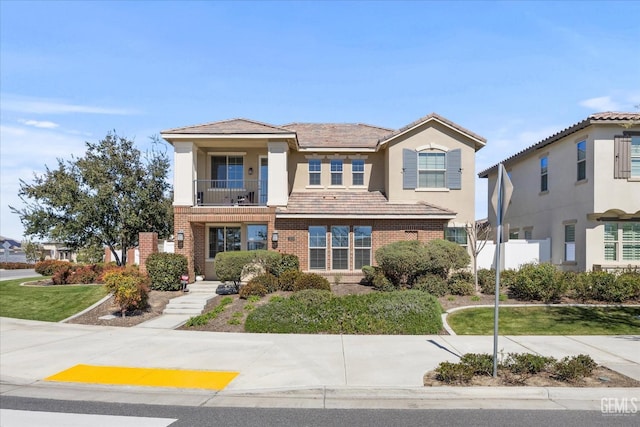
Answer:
xmin=76 ymin=244 xmax=105 ymax=264
xmin=22 ymin=239 xmax=44 ymax=263
xmin=464 ymin=220 xmax=492 ymax=292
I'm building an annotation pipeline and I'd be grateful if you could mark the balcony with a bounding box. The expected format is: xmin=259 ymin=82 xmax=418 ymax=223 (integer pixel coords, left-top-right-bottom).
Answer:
xmin=194 ymin=180 xmax=267 ymax=206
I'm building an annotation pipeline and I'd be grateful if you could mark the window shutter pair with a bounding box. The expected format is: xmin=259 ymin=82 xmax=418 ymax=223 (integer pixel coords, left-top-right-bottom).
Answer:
xmin=402 ymin=148 xmax=462 ymax=189
xmin=614 ymin=135 xmax=631 ymax=179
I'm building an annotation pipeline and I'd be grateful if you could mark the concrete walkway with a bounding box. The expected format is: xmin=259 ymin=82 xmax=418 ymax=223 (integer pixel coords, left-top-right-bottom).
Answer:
xmin=135 ymin=281 xmax=220 ymax=329
xmin=1 ymin=316 xmax=639 ymax=410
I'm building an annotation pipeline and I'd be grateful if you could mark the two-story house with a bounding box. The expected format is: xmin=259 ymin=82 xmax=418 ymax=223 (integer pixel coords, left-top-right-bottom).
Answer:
xmin=479 ymin=112 xmax=640 ymax=272
xmin=161 ymin=113 xmax=486 ymax=281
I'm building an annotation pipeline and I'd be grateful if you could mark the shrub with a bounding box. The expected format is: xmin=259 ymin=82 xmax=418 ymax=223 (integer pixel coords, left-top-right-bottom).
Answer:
xmin=35 ymin=260 xmax=69 ymax=276
xmin=214 ymin=251 xmax=255 ymax=284
xmin=276 ymin=253 xmax=300 ymax=276
xmin=239 ymin=281 xmax=268 ymax=299
xmin=460 ymin=353 xmax=493 ymax=376
xmin=413 ymin=273 xmax=449 ymax=297
xmin=424 ymin=239 xmax=471 ymax=279
xmin=278 ymin=269 xmax=302 ymax=291
xmin=375 ymin=240 xmax=429 ymax=287
xmin=289 ymin=289 xmax=334 ymax=306
xmin=251 ymin=250 xmax=283 ymax=277
xmin=0 ymin=262 xmax=35 ymax=270
xmin=102 ymin=268 xmax=149 ymax=317
xmin=614 ymin=272 xmax=640 ymax=302
xmin=502 ymin=353 xmax=555 ymax=375
xmin=51 ymin=264 xmax=73 ymax=285
xmin=361 ymin=265 xmax=377 ymax=286
xmin=293 ymin=273 xmax=331 ymax=292
xmin=372 ymin=271 xmax=395 ymax=291
xmin=434 ymin=361 xmax=474 ymax=384
xmin=448 ymin=273 xmax=475 ymax=296
xmin=552 ymin=354 xmax=597 ymax=382
xmin=66 ymin=264 xmax=101 ymax=284
xmin=510 ymin=263 xmax=566 ymax=302
xmin=185 ymin=297 xmax=233 ymax=327
xmin=248 ymin=273 xmax=279 ymax=293
xmin=146 ymin=253 xmax=188 ymax=291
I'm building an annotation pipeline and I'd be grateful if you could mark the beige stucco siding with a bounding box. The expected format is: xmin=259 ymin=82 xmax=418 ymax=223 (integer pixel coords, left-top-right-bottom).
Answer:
xmin=385 ymin=122 xmax=477 ymax=223
xmin=289 ymin=151 xmax=385 ymax=192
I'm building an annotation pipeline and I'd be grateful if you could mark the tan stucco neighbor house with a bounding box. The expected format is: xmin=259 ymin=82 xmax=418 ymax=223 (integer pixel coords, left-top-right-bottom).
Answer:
xmin=479 ymin=112 xmax=640 ymax=272
xmin=161 ymin=113 xmax=485 ymax=281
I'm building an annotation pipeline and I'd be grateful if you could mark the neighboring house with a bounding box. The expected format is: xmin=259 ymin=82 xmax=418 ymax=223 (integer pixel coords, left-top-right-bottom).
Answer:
xmin=41 ymin=242 xmax=76 ymax=262
xmin=479 ymin=112 xmax=640 ymax=272
xmin=161 ymin=113 xmax=486 ymax=280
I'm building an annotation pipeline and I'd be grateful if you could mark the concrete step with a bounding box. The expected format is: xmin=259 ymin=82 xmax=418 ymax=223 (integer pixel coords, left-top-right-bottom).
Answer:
xmin=165 ymin=301 xmax=206 ymax=310
xmin=187 ymin=285 xmax=220 ymax=293
xmin=162 ymin=307 xmax=204 ymax=315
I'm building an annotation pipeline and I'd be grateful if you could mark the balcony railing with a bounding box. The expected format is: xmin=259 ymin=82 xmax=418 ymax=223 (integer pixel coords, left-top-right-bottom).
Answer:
xmin=194 ymin=180 xmax=267 ymax=206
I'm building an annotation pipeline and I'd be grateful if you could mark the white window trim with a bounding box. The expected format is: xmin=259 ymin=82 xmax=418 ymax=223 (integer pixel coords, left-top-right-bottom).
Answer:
xmin=331 ymin=225 xmax=350 ymax=271
xmin=417 ymin=150 xmax=447 ymax=189
xmin=308 ymin=226 xmax=327 ymax=270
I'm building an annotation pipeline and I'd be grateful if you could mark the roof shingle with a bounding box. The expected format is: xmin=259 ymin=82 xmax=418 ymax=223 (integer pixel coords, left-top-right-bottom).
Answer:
xmin=161 ymin=118 xmax=293 ymax=135
xmin=281 ymin=123 xmax=392 ymax=149
xmin=277 ymin=191 xmax=455 ymax=217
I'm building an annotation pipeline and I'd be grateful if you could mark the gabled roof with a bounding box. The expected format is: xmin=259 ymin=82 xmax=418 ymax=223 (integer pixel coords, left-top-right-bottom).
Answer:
xmin=276 ymin=191 xmax=456 ymax=218
xmin=281 ymin=123 xmax=392 ymax=149
xmin=161 ymin=118 xmax=293 ymax=135
xmin=378 ymin=113 xmax=487 ymax=150
xmin=478 ymin=112 xmax=640 ymax=178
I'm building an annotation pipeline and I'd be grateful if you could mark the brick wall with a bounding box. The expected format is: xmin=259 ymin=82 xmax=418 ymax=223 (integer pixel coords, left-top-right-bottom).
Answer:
xmin=138 ymin=232 xmax=158 ymax=275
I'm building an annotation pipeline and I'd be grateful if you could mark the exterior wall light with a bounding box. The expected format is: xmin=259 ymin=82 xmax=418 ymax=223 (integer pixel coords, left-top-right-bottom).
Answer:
xmin=248 ymin=167 xmax=254 ymax=175
xmin=177 ymin=230 xmax=185 ymax=242
xmin=271 ymin=231 xmax=279 ymax=242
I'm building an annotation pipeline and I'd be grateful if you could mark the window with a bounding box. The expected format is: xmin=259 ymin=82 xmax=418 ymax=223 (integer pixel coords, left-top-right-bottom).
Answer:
xmin=247 ymin=224 xmax=268 ymax=251
xmin=330 ymin=160 xmax=343 ymax=185
xmin=632 ymin=136 xmax=640 ymax=177
xmin=418 ymin=152 xmax=446 ymax=188
xmin=524 ymin=229 xmax=533 ymax=240
xmin=354 ymin=226 xmax=372 ymax=269
xmin=540 ymin=156 xmax=548 ymax=192
xmin=309 ymin=159 xmax=321 ymax=186
xmin=604 ymin=223 xmax=618 ymax=261
xmin=331 ymin=226 xmax=349 ymax=270
xmin=309 ymin=226 xmax=327 ymax=269
xmin=622 ymin=223 xmax=640 ymax=261
xmin=211 ymin=156 xmax=244 ymax=188
xmin=509 ymin=231 xmax=519 ymax=240
xmin=564 ymin=224 xmax=576 ymax=262
xmin=209 ymin=226 xmax=241 ymax=258
xmin=445 ymin=227 xmax=468 ymax=246
xmin=576 ymin=141 xmax=586 ymax=181
xmin=352 ymin=159 xmax=364 ymax=186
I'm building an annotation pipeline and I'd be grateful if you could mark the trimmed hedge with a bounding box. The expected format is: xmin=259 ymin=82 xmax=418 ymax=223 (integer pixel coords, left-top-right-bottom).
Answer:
xmin=293 ymin=273 xmax=331 ymax=292
xmin=35 ymin=260 xmax=69 ymax=276
xmin=146 ymin=253 xmax=188 ymax=291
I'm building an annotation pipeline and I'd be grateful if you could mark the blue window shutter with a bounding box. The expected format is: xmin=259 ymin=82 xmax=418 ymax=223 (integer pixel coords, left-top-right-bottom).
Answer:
xmin=447 ymin=149 xmax=462 ymax=190
xmin=403 ymin=149 xmax=416 ymax=189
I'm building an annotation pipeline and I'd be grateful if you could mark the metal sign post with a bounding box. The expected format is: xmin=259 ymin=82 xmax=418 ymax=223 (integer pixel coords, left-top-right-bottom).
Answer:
xmin=490 ymin=164 xmax=513 ymax=377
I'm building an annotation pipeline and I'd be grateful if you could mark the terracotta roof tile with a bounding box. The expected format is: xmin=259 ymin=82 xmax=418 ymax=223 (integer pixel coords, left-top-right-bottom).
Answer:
xmin=478 ymin=112 xmax=640 ymax=177
xmin=277 ymin=191 xmax=455 ymax=217
xmin=162 ymin=118 xmax=293 ymax=135
xmin=281 ymin=123 xmax=392 ymax=149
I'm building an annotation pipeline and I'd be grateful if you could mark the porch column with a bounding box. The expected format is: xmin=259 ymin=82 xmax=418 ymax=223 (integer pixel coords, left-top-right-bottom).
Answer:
xmin=173 ymin=141 xmax=196 ymax=206
xmin=267 ymin=141 xmax=289 ymax=206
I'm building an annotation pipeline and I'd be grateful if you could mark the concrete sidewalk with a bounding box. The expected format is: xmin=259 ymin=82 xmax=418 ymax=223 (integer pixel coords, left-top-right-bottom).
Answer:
xmin=1 ymin=317 xmax=639 ymax=410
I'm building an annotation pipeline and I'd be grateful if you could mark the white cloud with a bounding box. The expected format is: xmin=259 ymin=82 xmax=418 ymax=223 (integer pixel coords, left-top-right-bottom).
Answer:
xmin=1 ymin=94 xmax=139 ymax=115
xmin=579 ymin=96 xmax=621 ymax=112
xmin=18 ymin=119 xmax=59 ymax=129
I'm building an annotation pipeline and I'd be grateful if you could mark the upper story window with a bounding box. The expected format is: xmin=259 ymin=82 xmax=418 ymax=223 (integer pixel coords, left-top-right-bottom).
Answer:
xmin=632 ymin=136 xmax=640 ymax=177
xmin=309 ymin=159 xmax=321 ymax=185
xmin=403 ymin=148 xmax=461 ymax=190
xmin=576 ymin=141 xmax=586 ymax=181
xmin=211 ymin=156 xmax=243 ymax=188
xmin=418 ymin=152 xmax=446 ymax=188
xmin=352 ymin=159 xmax=365 ymax=186
xmin=540 ymin=156 xmax=548 ymax=192
xmin=330 ymin=159 xmax=343 ymax=186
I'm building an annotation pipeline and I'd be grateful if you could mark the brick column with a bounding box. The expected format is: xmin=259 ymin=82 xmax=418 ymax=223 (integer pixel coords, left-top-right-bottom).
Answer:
xmin=138 ymin=232 xmax=158 ymax=275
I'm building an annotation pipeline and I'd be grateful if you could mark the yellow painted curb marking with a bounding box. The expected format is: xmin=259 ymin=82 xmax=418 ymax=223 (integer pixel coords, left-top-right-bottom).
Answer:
xmin=45 ymin=364 xmax=238 ymax=390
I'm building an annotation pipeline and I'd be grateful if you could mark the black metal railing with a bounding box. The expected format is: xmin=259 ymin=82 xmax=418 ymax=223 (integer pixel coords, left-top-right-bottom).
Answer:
xmin=194 ymin=180 xmax=267 ymax=206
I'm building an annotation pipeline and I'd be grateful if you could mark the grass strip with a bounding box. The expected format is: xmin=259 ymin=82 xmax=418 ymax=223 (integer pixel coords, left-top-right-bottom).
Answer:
xmin=184 ymin=296 xmax=233 ymax=327
xmin=0 ymin=277 xmax=107 ymax=322
xmin=448 ymin=306 xmax=640 ymax=335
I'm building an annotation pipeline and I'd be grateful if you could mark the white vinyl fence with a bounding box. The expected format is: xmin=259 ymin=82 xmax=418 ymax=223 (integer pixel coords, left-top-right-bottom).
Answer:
xmin=476 ymin=238 xmax=551 ymax=270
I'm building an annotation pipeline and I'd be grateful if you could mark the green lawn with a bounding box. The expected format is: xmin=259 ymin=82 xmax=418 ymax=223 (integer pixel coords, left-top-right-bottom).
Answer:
xmin=448 ymin=306 xmax=640 ymax=335
xmin=0 ymin=277 xmax=108 ymax=322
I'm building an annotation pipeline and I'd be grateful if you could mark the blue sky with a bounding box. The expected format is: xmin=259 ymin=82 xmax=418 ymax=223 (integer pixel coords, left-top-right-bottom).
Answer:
xmin=1 ymin=1 xmax=639 ymax=240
